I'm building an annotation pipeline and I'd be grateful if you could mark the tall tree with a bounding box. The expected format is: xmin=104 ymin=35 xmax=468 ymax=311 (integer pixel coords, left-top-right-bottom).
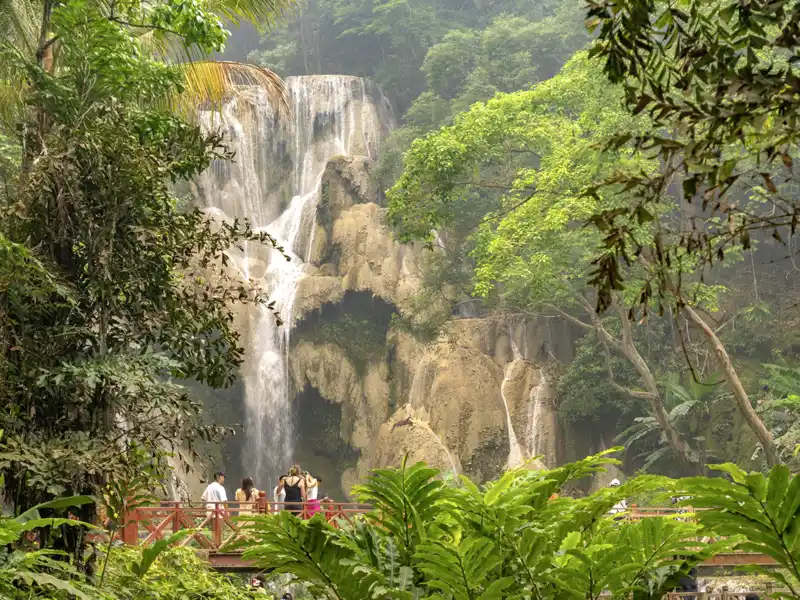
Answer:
xmin=582 ymin=0 xmax=800 ymax=466
xmin=0 ymin=0 xmax=284 ymax=533
xmin=387 ymin=54 xmax=704 ymax=473
xmin=0 ymin=0 xmax=292 ymax=117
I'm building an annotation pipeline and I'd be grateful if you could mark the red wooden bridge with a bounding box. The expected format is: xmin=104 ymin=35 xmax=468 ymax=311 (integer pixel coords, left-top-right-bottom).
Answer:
xmin=119 ymin=500 xmax=370 ymax=568
xmin=117 ymin=502 xmax=779 ymax=570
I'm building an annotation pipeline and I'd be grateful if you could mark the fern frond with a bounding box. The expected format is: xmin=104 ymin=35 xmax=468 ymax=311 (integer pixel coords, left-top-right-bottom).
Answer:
xmin=242 ymin=513 xmax=386 ymax=600
xmin=353 ymin=458 xmax=451 ymax=565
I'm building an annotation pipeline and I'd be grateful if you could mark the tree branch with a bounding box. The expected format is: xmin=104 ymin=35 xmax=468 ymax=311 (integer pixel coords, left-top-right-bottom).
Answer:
xmin=681 ymin=301 xmax=780 ymax=466
xmin=545 ymin=304 xmax=593 ymax=331
xmin=609 ymin=381 xmax=657 ymax=400
xmin=577 ymin=294 xmax=626 ymax=355
xmin=108 ymin=17 xmax=182 ymax=38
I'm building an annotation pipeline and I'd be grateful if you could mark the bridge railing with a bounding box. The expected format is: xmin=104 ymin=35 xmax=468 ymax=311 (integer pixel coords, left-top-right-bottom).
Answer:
xmin=119 ymin=500 xmax=372 ymax=550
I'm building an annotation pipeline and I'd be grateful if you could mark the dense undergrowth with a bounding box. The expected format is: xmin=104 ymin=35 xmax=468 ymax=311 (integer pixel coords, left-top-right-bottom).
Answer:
xmin=240 ymin=452 xmax=800 ymax=600
xmin=0 ymin=495 xmax=259 ymax=599
xmin=7 ymin=450 xmax=800 ymax=600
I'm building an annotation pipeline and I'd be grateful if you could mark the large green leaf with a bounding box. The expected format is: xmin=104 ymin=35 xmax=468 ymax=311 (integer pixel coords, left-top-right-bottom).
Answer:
xmin=130 ymin=529 xmax=196 ymax=577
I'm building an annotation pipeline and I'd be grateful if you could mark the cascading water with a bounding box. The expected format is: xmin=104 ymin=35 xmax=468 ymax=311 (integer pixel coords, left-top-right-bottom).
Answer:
xmin=500 ymin=363 xmax=526 ymax=469
xmin=511 ymin=325 xmax=556 ymax=466
xmin=195 ymin=76 xmax=393 ymax=486
xmin=527 ymin=369 xmax=550 ymax=459
xmin=502 ymin=332 xmax=526 ymax=468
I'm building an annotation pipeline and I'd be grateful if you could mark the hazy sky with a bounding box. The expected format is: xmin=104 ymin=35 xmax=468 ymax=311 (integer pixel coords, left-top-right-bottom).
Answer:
xmin=219 ymin=22 xmax=261 ymax=63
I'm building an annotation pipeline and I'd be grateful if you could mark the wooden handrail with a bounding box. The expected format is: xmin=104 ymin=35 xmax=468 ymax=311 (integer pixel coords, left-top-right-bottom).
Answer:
xmin=121 ymin=501 xmax=373 ymax=549
xmin=118 ymin=504 xmax=726 ymax=552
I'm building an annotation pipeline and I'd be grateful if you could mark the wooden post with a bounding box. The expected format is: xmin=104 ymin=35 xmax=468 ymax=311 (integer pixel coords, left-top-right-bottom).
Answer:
xmin=721 ymin=585 xmax=729 ymax=600
xmin=213 ymin=504 xmax=223 ymax=549
xmin=120 ymin=506 xmax=138 ymax=545
xmin=172 ymin=503 xmax=180 ymax=534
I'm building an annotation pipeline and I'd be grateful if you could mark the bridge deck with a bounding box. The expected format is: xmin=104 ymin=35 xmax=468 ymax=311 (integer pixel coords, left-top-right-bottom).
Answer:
xmin=118 ymin=503 xmax=778 ymax=571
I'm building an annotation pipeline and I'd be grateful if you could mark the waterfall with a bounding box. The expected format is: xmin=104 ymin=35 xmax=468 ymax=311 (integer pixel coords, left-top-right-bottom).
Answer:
xmin=500 ymin=363 xmax=525 ymax=469
xmin=527 ymin=369 xmax=549 ymax=458
xmin=501 ymin=327 xmax=525 ymax=468
xmin=195 ymin=76 xmax=393 ymax=486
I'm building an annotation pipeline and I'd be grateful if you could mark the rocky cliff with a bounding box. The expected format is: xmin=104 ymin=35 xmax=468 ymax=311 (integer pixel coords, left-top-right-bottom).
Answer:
xmin=195 ymin=76 xmax=579 ymax=500
xmin=287 ymin=153 xmax=569 ymax=497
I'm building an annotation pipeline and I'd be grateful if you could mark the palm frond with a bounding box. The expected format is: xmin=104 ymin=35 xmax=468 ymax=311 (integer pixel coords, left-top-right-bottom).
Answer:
xmin=172 ymin=60 xmax=289 ymax=119
xmin=668 ymin=400 xmax=698 ymax=421
xmin=640 ymin=445 xmax=672 ymax=472
xmin=0 ymin=0 xmax=39 ymax=56
xmin=206 ymin=0 xmax=297 ymax=32
xmin=0 ymin=77 xmax=26 ymax=129
xmin=617 ymin=419 xmax=658 ymax=449
xmin=0 ymin=41 xmax=30 ymax=134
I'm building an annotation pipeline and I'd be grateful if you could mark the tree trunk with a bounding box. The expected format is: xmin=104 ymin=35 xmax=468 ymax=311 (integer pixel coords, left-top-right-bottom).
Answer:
xmin=682 ymin=304 xmax=780 ymax=466
xmin=611 ymin=302 xmax=703 ymax=474
xmin=572 ymin=297 xmax=703 ymax=474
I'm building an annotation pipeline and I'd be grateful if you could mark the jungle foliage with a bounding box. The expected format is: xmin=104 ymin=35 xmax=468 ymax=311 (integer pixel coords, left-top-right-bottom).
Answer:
xmin=241 ymin=452 xmax=800 ymax=599
xmin=383 ymin=0 xmax=800 ymax=475
xmin=247 ymin=0 xmax=587 ymax=112
xmin=0 ymin=0 xmax=291 ymax=536
xmin=0 ymin=512 xmax=259 ymax=600
xmin=585 ymin=0 xmax=800 ymax=313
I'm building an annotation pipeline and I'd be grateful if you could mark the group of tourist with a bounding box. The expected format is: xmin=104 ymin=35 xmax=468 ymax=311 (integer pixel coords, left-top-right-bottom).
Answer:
xmin=272 ymin=465 xmax=325 ymax=516
xmin=200 ymin=466 xmax=328 ymax=517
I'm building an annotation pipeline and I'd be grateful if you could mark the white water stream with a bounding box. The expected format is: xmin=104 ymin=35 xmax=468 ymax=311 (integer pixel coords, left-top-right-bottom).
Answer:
xmin=196 ymin=76 xmax=392 ymax=485
xmin=501 ymin=331 xmax=526 ymax=468
xmin=500 ymin=363 xmax=526 ymax=469
xmin=408 ymin=355 xmax=460 ymax=476
xmin=527 ymin=368 xmax=550 ymax=460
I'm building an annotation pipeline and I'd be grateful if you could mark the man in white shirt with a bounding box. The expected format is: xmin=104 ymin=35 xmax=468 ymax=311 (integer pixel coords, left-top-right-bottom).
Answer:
xmin=201 ymin=471 xmax=227 ymax=511
xmin=608 ymin=478 xmax=628 ymax=516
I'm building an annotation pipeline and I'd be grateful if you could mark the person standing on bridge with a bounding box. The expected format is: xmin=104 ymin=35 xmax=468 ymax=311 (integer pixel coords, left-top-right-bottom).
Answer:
xmin=273 ymin=475 xmax=286 ymax=513
xmin=278 ymin=466 xmax=306 ymax=516
xmin=235 ymin=477 xmax=259 ymax=515
xmin=608 ymin=478 xmax=628 ymax=518
xmin=201 ymin=471 xmax=228 ymax=512
xmin=304 ymin=472 xmax=321 ymax=517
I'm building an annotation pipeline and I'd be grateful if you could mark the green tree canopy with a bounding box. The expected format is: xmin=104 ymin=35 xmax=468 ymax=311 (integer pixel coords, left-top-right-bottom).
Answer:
xmin=0 ymin=0 xmax=280 ymax=518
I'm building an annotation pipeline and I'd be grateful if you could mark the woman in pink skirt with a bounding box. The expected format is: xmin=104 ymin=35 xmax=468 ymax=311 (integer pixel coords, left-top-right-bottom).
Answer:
xmin=304 ymin=472 xmax=321 ymax=517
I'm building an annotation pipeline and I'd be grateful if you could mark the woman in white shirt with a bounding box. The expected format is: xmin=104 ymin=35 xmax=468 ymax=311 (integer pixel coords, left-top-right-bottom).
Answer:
xmin=305 ymin=472 xmax=321 ymax=516
xmin=273 ymin=475 xmax=286 ymax=513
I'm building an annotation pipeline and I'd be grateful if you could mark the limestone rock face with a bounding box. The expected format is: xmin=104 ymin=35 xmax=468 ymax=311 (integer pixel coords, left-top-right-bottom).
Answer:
xmin=295 ymin=201 xmax=425 ymax=317
xmin=284 ymin=153 xmax=572 ymax=495
xmin=290 ymin=316 xmax=564 ymax=494
xmin=406 ymin=342 xmax=508 ymax=482
xmin=294 ymin=157 xmax=427 ymax=320
xmin=289 ymin=340 xmax=390 ymax=454
xmin=167 ymin=450 xmax=208 ymax=502
xmin=371 ymin=406 xmax=462 ymax=477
